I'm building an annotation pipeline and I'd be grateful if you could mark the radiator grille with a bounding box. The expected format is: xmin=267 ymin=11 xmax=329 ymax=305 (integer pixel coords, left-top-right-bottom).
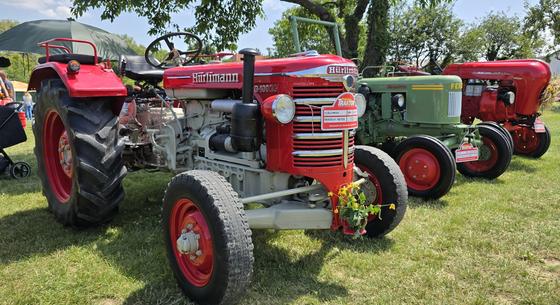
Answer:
xmin=448 ymin=91 xmax=462 ymax=118
xmin=292 ymin=85 xmax=354 ymax=168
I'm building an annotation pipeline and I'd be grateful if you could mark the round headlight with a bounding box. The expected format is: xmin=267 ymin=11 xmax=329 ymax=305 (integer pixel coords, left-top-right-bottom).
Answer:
xmin=393 ymin=94 xmax=405 ymax=108
xmin=272 ymin=94 xmax=296 ymax=124
xmin=343 ymin=75 xmax=356 ymax=92
xmin=354 ymin=93 xmax=367 ymax=117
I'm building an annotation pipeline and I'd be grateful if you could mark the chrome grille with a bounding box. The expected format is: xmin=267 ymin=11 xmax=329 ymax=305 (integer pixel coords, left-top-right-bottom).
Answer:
xmin=292 ymin=85 xmax=354 ymax=168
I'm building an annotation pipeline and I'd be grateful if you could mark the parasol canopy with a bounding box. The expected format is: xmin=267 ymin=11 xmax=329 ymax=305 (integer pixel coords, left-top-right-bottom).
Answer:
xmin=0 ymin=19 xmax=136 ymax=60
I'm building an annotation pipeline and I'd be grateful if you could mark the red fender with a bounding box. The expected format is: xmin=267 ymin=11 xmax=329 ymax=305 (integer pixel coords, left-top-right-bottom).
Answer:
xmin=28 ymin=62 xmax=127 ymax=98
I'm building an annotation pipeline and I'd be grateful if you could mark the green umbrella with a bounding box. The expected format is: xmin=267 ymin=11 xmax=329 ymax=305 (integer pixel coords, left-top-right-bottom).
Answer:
xmin=0 ymin=19 xmax=136 ymax=60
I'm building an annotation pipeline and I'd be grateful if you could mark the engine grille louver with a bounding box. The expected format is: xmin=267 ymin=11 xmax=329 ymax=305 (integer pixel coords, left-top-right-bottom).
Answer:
xmin=292 ymin=85 xmax=354 ymax=168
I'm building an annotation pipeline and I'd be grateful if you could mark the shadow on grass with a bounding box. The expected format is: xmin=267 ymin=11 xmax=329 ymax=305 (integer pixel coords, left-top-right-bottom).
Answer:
xmin=407 ymin=197 xmax=448 ymax=209
xmin=453 ymin=174 xmax=506 ymax=187
xmin=506 ymin=158 xmax=538 ymax=173
xmin=1 ymin=168 xmax=383 ymax=305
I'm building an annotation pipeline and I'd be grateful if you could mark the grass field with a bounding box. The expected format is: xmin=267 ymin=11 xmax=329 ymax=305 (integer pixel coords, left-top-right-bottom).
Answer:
xmin=1 ymin=109 xmax=559 ymax=305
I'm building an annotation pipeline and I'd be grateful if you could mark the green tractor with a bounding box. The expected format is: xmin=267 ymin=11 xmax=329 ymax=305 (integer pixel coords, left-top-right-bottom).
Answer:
xmin=290 ymin=16 xmax=513 ymax=200
xmin=355 ymin=73 xmax=513 ymax=199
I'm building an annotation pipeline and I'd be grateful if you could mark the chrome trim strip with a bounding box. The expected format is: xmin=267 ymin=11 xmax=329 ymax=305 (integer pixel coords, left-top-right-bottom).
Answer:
xmin=294 ymin=98 xmax=336 ymax=105
xmin=293 ymin=132 xmax=342 ymax=139
xmin=166 ymin=76 xmax=192 ymax=79
xmin=294 ymin=116 xmax=321 ymax=123
xmin=343 ymin=130 xmax=349 ymax=168
xmin=292 ymin=149 xmax=343 ymax=157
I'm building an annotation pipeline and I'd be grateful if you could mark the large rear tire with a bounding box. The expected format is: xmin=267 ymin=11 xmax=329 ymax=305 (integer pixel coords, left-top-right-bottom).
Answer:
xmin=354 ymin=146 xmax=408 ymax=238
xmin=513 ymin=125 xmax=551 ymax=159
xmin=393 ymin=135 xmax=456 ymax=200
xmin=457 ymin=125 xmax=512 ymax=179
xmin=33 ymin=79 xmax=126 ymax=226
xmin=162 ymin=170 xmax=253 ymax=305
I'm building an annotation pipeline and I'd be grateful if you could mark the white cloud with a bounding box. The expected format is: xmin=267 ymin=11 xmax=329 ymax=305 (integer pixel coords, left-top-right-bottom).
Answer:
xmin=0 ymin=0 xmax=72 ymax=18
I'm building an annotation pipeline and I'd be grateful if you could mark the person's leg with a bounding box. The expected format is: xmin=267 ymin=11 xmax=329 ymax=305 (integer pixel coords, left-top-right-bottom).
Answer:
xmin=26 ymin=105 xmax=32 ymax=119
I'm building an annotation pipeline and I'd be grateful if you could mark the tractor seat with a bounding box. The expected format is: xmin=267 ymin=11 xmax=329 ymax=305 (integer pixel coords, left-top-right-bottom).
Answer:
xmin=38 ymin=54 xmax=103 ymax=65
xmin=120 ymin=55 xmax=164 ymax=83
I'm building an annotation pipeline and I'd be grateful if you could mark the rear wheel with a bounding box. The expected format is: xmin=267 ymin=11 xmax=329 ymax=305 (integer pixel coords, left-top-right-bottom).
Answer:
xmin=354 ymin=146 xmax=408 ymax=238
xmin=33 ymin=79 xmax=126 ymax=226
xmin=513 ymin=125 xmax=551 ymax=158
xmin=457 ymin=125 xmax=512 ymax=179
xmin=393 ymin=136 xmax=456 ymax=200
xmin=162 ymin=170 xmax=253 ymax=305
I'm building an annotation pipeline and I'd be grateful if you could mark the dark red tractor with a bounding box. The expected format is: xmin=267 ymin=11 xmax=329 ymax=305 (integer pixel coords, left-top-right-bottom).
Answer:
xmin=443 ymin=59 xmax=552 ymax=158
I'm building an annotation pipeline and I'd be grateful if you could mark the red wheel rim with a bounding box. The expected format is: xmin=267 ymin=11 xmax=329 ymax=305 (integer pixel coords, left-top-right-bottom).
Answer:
xmin=398 ymin=148 xmax=440 ymax=191
xmin=357 ymin=164 xmax=383 ymax=222
xmin=43 ymin=110 xmax=72 ymax=203
xmin=513 ymin=127 xmax=540 ymax=154
xmin=170 ymin=198 xmax=214 ymax=287
xmin=461 ymin=137 xmax=498 ymax=172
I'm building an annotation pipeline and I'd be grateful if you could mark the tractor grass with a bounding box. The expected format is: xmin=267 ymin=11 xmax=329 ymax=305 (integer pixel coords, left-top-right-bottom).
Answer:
xmin=1 ymin=109 xmax=559 ymax=305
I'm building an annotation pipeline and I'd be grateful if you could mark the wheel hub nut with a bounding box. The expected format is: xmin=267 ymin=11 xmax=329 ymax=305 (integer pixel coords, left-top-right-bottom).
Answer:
xmin=177 ymin=228 xmax=200 ymax=255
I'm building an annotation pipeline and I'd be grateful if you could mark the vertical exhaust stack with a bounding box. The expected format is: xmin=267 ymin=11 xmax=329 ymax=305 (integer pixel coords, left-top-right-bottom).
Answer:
xmin=240 ymin=48 xmax=260 ymax=104
xmin=231 ymin=48 xmax=262 ymax=152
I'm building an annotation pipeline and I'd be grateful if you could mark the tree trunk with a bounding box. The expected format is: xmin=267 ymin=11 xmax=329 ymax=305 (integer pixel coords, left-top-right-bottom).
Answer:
xmin=361 ymin=0 xmax=390 ymax=76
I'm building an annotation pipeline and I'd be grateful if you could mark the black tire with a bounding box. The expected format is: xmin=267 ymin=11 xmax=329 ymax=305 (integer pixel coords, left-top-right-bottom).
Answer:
xmin=33 ymin=79 xmax=126 ymax=226
xmin=478 ymin=122 xmax=514 ymax=156
xmin=513 ymin=125 xmax=551 ymax=158
xmin=457 ymin=125 xmax=512 ymax=179
xmin=393 ymin=135 xmax=456 ymax=200
xmin=162 ymin=170 xmax=253 ymax=305
xmin=9 ymin=162 xmax=31 ymax=179
xmin=354 ymin=145 xmax=408 ymax=238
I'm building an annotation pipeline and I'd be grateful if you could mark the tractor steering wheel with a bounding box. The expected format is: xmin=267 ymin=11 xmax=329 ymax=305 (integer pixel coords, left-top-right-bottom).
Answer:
xmin=145 ymin=32 xmax=203 ymax=69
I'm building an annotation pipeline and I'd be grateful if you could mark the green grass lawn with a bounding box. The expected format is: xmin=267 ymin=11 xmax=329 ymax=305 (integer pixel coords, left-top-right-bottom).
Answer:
xmin=1 ymin=109 xmax=559 ymax=305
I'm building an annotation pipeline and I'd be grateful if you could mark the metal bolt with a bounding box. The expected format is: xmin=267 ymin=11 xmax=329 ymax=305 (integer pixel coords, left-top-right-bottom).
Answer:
xmin=190 ymin=255 xmax=196 ymax=260
xmin=408 ymin=166 xmax=412 ymax=170
xmin=423 ymin=165 xmax=428 ymax=169
xmin=413 ymin=175 xmax=417 ymax=179
xmin=422 ymin=174 xmax=426 ymax=178
xmin=415 ymin=160 xmax=419 ymax=164
xmin=195 ymin=250 xmax=202 ymax=256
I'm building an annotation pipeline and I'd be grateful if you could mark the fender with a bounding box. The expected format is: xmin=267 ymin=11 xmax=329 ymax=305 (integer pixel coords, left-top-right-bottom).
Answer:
xmin=28 ymin=61 xmax=127 ymax=98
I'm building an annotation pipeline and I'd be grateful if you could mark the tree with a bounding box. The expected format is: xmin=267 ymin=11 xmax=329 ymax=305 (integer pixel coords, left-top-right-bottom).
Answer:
xmin=524 ymin=0 xmax=560 ymax=46
xmin=387 ymin=3 xmax=462 ymax=71
xmin=0 ymin=20 xmax=18 ymax=33
xmin=462 ymin=12 xmax=544 ymax=61
xmin=71 ymin=0 xmax=263 ymax=51
xmin=269 ymin=7 xmax=342 ymax=57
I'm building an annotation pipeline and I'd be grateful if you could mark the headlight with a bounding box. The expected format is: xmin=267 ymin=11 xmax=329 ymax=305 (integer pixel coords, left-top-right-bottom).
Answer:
xmin=272 ymin=94 xmax=296 ymax=124
xmin=354 ymin=93 xmax=367 ymax=117
xmin=393 ymin=94 xmax=405 ymax=108
xmin=343 ymin=75 xmax=356 ymax=92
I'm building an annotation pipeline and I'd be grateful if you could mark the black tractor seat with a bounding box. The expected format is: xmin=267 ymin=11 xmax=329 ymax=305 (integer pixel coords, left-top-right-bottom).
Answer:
xmin=38 ymin=54 xmax=103 ymax=65
xmin=120 ymin=55 xmax=164 ymax=83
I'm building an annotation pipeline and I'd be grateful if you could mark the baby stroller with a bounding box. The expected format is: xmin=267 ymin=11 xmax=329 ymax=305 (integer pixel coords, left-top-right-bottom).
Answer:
xmin=0 ymin=102 xmax=31 ymax=179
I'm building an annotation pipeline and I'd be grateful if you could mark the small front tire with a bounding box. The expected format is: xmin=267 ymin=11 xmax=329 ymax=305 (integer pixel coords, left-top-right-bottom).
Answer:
xmin=354 ymin=146 xmax=408 ymax=238
xmin=162 ymin=170 xmax=254 ymax=305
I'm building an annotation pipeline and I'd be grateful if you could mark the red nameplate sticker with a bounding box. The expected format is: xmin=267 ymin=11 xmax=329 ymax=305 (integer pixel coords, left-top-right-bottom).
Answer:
xmin=455 ymin=142 xmax=479 ymax=163
xmin=321 ymin=92 xmax=358 ymax=131
xmin=534 ymin=118 xmax=545 ymax=133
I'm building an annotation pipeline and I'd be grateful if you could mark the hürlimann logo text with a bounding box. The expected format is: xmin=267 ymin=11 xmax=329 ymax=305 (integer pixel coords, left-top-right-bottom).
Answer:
xmin=327 ymin=65 xmax=359 ymax=75
xmin=193 ymin=72 xmax=239 ymax=83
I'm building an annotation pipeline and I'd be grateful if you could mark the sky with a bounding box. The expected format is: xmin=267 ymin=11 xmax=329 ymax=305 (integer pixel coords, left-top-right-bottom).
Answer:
xmin=0 ymin=0 xmax=539 ymax=53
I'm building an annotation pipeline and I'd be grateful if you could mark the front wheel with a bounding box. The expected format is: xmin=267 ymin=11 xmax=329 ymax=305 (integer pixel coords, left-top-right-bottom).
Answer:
xmin=354 ymin=146 xmax=408 ymax=238
xmin=457 ymin=125 xmax=512 ymax=179
xmin=393 ymin=135 xmax=456 ymax=200
xmin=513 ymin=125 xmax=551 ymax=158
xmin=162 ymin=170 xmax=253 ymax=305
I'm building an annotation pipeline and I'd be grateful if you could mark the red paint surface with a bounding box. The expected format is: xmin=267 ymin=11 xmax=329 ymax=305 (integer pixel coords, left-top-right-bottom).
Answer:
xmin=43 ymin=110 xmax=72 ymax=203
xmin=398 ymin=148 xmax=441 ymax=191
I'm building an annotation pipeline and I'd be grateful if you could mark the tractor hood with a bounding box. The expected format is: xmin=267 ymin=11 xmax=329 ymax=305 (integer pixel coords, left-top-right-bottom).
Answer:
xmin=163 ymin=54 xmax=358 ymax=92
xmin=358 ymin=75 xmax=462 ymax=88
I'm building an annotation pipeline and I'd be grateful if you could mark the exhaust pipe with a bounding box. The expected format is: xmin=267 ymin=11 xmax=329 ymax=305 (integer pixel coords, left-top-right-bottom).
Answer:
xmin=239 ymin=48 xmax=260 ymax=104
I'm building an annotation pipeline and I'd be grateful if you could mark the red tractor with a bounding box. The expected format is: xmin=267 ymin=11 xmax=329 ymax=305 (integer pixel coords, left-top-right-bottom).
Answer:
xmin=28 ymin=34 xmax=408 ymax=304
xmin=443 ymin=59 xmax=552 ymax=158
